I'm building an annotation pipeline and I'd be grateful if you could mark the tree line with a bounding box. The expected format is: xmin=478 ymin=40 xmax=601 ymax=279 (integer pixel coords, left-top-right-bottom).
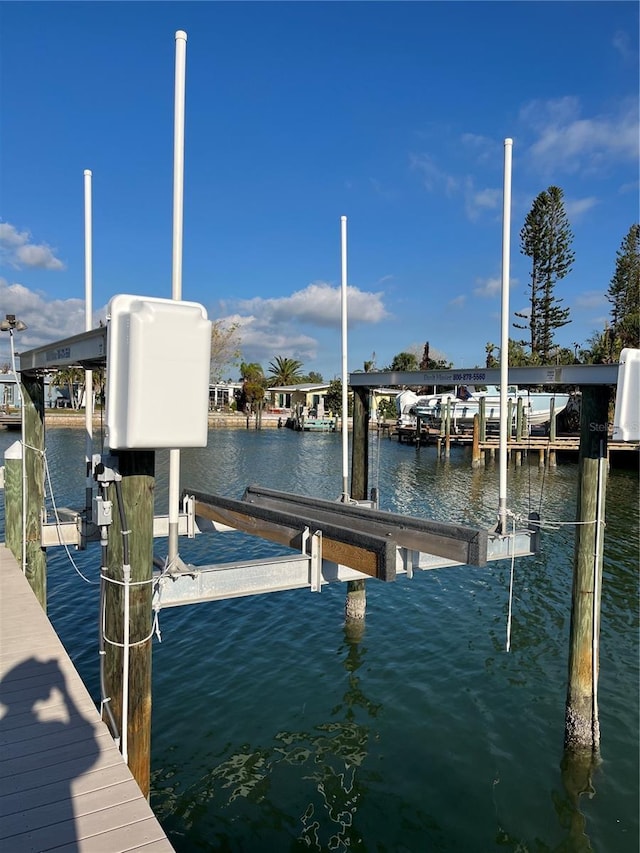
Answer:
xmin=486 ymin=187 xmax=638 ymax=368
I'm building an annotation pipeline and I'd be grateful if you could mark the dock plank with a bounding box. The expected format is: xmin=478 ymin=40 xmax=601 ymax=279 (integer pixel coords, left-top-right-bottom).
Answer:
xmin=0 ymin=544 xmax=174 ymax=852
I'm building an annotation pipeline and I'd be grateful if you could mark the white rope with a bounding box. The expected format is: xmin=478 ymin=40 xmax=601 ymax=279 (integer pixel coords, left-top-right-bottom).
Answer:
xmin=101 ymin=573 xmax=154 ymax=587
xmin=102 ymin=622 xmax=156 ymax=649
xmin=536 ymin=518 xmax=604 ymax=530
xmin=153 ymin=609 xmax=163 ymax=642
xmin=42 ymin=449 xmax=97 ymax=585
xmin=504 ymin=510 xmax=602 ymax=531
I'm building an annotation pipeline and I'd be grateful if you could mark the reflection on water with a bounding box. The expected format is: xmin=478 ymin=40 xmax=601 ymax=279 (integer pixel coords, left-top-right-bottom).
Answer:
xmin=153 ymin=621 xmax=386 ymax=851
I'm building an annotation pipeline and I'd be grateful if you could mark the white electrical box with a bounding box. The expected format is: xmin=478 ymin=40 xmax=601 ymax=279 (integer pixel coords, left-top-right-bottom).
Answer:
xmin=106 ymin=294 xmax=212 ymax=449
xmin=612 ymin=348 xmax=640 ymax=442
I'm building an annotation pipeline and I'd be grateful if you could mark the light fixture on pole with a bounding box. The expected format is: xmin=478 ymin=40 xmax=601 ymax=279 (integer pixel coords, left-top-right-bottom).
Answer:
xmin=0 ymin=314 xmax=28 ymax=333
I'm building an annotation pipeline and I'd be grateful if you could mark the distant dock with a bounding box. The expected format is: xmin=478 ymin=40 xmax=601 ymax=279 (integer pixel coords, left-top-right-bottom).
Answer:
xmin=0 ymin=545 xmax=174 ymax=852
xmin=384 ymin=422 xmax=639 ymax=465
xmin=0 ymin=412 xmax=21 ymax=430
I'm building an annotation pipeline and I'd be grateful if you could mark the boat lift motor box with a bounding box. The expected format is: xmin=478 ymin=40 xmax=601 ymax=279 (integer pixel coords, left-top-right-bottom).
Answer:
xmin=613 ymin=347 xmax=640 ymax=442
xmin=106 ymin=294 xmax=212 ymax=449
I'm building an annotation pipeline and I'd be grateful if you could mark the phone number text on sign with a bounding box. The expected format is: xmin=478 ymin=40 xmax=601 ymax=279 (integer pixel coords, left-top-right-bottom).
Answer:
xmin=452 ymin=372 xmax=487 ymax=382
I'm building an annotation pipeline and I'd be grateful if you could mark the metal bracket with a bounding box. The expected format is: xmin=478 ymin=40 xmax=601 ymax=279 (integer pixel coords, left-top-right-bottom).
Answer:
xmin=301 ymin=527 xmax=323 ymax=591
xmin=310 ymin=530 xmax=322 ymax=592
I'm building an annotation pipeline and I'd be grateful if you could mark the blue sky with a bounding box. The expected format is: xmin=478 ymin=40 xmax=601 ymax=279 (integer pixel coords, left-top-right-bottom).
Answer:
xmin=1 ymin=1 xmax=638 ymax=379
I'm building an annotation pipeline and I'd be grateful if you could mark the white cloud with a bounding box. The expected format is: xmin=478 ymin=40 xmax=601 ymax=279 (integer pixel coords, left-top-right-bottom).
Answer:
xmin=409 ymin=153 xmax=460 ymax=196
xmin=473 ymin=276 xmax=517 ymax=298
xmin=612 ymin=30 xmax=635 ymax=64
xmin=619 ymin=179 xmax=640 ymax=194
xmin=464 ymin=184 xmax=501 ymax=220
xmin=411 ymin=151 xmax=502 ymax=221
xmin=460 ymin=132 xmax=496 ymax=162
xmin=520 ymin=96 xmax=639 ymax=176
xmin=474 ymin=277 xmax=501 ymax=298
xmin=449 ymin=295 xmax=466 ymax=307
xmin=574 ymin=290 xmax=606 ymax=309
xmin=0 ymin=222 xmax=66 ymax=270
xmin=0 ymin=279 xmax=92 ymax=356
xmin=565 ymin=196 xmax=599 ymax=219
xmin=221 ymin=313 xmax=319 ymax=364
xmin=228 ymin=281 xmax=389 ymax=329
xmin=215 ymin=281 xmax=390 ymax=368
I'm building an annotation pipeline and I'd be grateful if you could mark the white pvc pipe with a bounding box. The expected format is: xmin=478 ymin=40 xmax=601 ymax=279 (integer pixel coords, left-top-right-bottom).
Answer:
xmin=498 ymin=138 xmax=513 ymax=533
xmin=121 ymin=562 xmax=131 ymax=765
xmin=84 ymin=170 xmax=93 ymax=520
xmin=168 ymin=30 xmax=187 ymax=563
xmin=340 ymin=216 xmax=349 ymax=501
xmin=592 ymin=443 xmax=606 ymax=733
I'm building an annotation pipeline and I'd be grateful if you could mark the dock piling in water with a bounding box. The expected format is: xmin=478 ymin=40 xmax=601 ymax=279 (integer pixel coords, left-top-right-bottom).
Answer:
xmin=103 ymin=450 xmax=155 ymax=797
xmin=564 ymin=386 xmax=609 ymax=753
xmin=5 ymin=375 xmax=48 ymax=609
xmin=346 ymin=386 xmax=370 ymax=619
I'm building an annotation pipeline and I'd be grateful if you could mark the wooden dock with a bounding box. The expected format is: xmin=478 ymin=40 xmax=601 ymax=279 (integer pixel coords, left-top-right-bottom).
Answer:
xmin=0 ymin=544 xmax=174 ymax=852
xmin=389 ymin=424 xmax=639 ymax=461
xmin=0 ymin=412 xmax=21 ymax=430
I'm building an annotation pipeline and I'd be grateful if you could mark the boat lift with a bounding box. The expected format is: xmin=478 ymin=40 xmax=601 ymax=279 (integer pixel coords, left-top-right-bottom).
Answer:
xmin=14 ymin=323 xmax=549 ymax=610
xmin=16 ymin=325 xmax=628 ymax=612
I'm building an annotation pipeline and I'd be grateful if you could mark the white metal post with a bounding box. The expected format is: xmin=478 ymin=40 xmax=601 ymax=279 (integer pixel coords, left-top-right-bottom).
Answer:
xmin=168 ymin=30 xmax=187 ymax=563
xmin=84 ymin=169 xmax=93 ymax=521
xmin=499 ymin=138 xmax=513 ymax=533
xmin=341 ymin=215 xmax=349 ymax=501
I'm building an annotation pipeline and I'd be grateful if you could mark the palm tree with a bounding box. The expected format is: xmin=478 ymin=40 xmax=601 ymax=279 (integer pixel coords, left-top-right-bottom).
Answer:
xmin=268 ymin=356 xmax=303 ymax=386
xmin=51 ymin=367 xmax=83 ymax=409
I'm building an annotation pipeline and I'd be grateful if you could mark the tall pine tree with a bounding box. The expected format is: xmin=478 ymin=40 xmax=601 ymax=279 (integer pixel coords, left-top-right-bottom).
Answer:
xmin=515 ymin=186 xmax=574 ymax=362
xmin=606 ymin=223 xmax=639 ymax=357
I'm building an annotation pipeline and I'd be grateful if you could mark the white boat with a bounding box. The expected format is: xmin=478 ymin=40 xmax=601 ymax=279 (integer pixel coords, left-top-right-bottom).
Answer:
xmin=396 ymin=385 xmax=571 ymax=432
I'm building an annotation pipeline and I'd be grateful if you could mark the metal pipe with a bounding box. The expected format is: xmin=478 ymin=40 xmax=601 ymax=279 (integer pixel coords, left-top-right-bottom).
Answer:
xmin=84 ymin=169 xmax=93 ymax=521
xmin=341 ymin=215 xmax=349 ymax=501
xmin=498 ymin=138 xmax=513 ymax=533
xmin=168 ymin=30 xmax=187 ymax=563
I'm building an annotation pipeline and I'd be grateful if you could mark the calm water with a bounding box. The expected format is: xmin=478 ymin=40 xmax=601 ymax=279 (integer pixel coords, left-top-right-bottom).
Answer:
xmin=1 ymin=426 xmax=638 ymax=853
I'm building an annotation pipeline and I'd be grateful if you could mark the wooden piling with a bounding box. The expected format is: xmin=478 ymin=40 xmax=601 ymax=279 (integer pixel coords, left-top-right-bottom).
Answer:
xmin=20 ymin=376 xmax=46 ymax=610
xmin=549 ymin=398 xmax=557 ymax=467
xmin=104 ymin=450 xmax=155 ymax=797
xmin=564 ymin=386 xmax=609 ymax=753
xmin=346 ymin=387 xmax=369 ymax=620
xmin=479 ymin=396 xmax=486 ymax=443
xmin=3 ymin=440 xmax=23 ymax=564
xmin=471 ymin=414 xmax=481 ymax=468
xmin=444 ymin=399 xmax=451 ymax=458
xmin=516 ymin=397 xmax=524 ymax=441
xmin=515 ymin=398 xmax=523 ymax=466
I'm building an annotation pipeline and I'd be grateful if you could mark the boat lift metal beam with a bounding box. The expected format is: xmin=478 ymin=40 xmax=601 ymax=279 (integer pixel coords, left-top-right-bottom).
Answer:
xmin=16 ymin=329 xmax=619 ymax=387
xmin=17 ymin=327 xmax=107 ymax=373
xmin=349 ymin=364 xmax=619 ymax=389
xmin=37 ymin=488 xmax=538 ymax=608
xmin=188 ymin=488 xmax=399 ymax=580
xmin=152 ymin=523 xmax=538 ymax=609
xmin=241 ymin=484 xmax=488 ymax=567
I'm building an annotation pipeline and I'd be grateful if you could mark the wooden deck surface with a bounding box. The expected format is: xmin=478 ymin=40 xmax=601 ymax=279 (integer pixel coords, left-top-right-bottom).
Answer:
xmin=0 ymin=544 xmax=174 ymax=852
